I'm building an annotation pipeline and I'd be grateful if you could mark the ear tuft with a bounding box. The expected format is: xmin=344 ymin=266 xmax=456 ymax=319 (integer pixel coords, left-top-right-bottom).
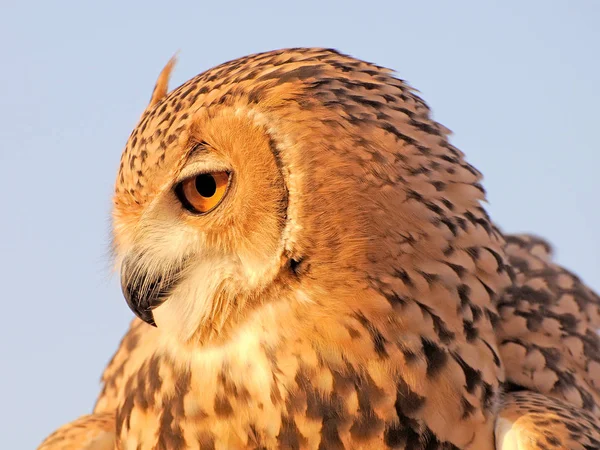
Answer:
xmin=148 ymin=53 xmax=178 ymax=107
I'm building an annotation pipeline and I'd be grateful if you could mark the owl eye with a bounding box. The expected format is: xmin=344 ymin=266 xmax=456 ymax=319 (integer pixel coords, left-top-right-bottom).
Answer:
xmin=175 ymin=171 xmax=230 ymax=214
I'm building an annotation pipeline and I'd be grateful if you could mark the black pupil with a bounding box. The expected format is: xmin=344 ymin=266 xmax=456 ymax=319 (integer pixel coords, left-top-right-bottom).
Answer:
xmin=195 ymin=174 xmax=217 ymax=197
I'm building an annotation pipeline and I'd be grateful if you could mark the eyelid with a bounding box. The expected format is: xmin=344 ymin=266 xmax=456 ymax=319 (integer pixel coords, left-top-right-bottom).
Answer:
xmin=176 ymin=158 xmax=232 ymax=183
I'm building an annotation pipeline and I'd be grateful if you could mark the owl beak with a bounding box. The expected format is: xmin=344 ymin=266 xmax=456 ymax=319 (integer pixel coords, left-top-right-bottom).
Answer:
xmin=120 ymin=254 xmax=177 ymax=327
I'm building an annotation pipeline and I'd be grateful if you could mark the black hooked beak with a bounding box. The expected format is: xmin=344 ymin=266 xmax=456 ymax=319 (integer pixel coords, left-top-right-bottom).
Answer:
xmin=120 ymin=254 xmax=183 ymax=327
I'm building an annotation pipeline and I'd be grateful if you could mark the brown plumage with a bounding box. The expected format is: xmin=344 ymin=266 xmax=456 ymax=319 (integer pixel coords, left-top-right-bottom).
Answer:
xmin=38 ymin=48 xmax=600 ymax=449
xmin=499 ymin=234 xmax=600 ymax=415
xmin=38 ymin=413 xmax=114 ymax=450
xmin=496 ymin=391 xmax=600 ymax=449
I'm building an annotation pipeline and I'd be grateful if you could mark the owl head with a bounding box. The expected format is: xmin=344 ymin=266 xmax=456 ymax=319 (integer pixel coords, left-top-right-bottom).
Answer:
xmin=113 ymin=48 xmax=501 ymax=344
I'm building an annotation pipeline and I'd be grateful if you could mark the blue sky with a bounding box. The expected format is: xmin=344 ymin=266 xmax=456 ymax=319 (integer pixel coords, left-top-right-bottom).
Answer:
xmin=1 ymin=1 xmax=598 ymax=448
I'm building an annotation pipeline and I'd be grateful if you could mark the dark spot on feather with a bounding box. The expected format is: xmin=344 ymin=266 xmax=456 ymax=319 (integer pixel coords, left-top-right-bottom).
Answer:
xmin=421 ymin=338 xmax=448 ymax=378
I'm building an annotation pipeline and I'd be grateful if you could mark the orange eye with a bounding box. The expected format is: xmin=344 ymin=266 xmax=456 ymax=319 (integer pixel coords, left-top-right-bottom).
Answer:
xmin=175 ymin=171 xmax=230 ymax=214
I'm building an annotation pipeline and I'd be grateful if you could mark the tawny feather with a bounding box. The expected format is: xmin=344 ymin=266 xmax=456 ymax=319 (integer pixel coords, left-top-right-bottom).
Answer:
xmin=39 ymin=49 xmax=600 ymax=450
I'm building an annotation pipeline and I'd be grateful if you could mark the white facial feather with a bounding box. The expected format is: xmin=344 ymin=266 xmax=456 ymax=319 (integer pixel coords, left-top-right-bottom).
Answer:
xmin=153 ymin=255 xmax=239 ymax=342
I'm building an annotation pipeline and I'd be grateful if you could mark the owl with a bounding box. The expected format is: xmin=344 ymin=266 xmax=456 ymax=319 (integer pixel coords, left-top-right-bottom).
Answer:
xmin=39 ymin=48 xmax=600 ymax=450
